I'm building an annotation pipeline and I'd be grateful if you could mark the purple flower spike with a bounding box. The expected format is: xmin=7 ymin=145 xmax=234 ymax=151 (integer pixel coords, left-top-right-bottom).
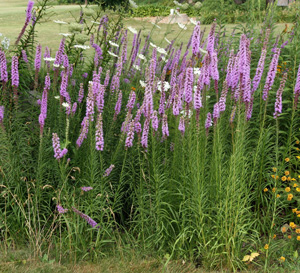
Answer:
xmin=125 ymin=120 xmax=135 ymax=148
xmin=184 ymin=67 xmax=194 ymax=105
xmin=141 ymin=118 xmax=150 ymax=148
xmin=57 ymin=204 xmax=68 ymax=214
xmin=192 ymin=21 xmax=201 ymax=56
xmin=0 ymin=51 xmax=8 ymax=83
xmin=72 ymin=207 xmax=100 ymax=229
xmin=213 ymin=102 xmax=220 ymax=121
xmin=15 ymin=1 xmax=34 ymax=45
xmin=76 ymin=117 xmax=89 ymax=148
xmin=205 ymin=112 xmax=212 ymax=135
xmin=294 ymin=63 xmax=300 ymax=108
xmin=178 ymin=116 xmax=185 ymax=134
xmin=35 ymin=44 xmax=42 ymax=71
xmin=78 ymin=83 xmax=84 ymax=103
xmin=114 ymin=91 xmax=122 ymax=120
xmin=11 ymin=56 xmax=19 ymax=87
xmin=0 ymin=106 xmax=4 ymax=123
xmin=162 ymin=114 xmax=169 ymax=138
xmin=81 ymin=186 xmax=93 ymax=192
xmin=252 ymin=49 xmax=267 ymax=94
xmin=39 ymin=87 xmax=48 ymax=135
xmin=52 ymin=133 xmax=68 ymax=160
xmin=95 ymin=113 xmax=104 ymax=151
xmin=273 ymin=72 xmax=287 ymax=119
xmin=151 ymin=111 xmax=159 ymax=131
xmin=262 ymin=48 xmax=281 ymax=101
xmin=103 ymin=164 xmax=115 ymax=177
xmin=22 ymin=50 xmax=29 ymax=63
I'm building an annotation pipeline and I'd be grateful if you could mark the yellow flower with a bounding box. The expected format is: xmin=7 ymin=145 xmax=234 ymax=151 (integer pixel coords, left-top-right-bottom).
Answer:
xmin=297 ymin=188 xmax=300 ymax=192
xmin=293 ymin=183 xmax=298 ymax=187
xmin=285 ymin=171 xmax=290 ymax=176
xmin=272 ymin=167 xmax=277 ymax=172
xmin=296 ymin=140 xmax=300 ymax=144
xmin=287 ymin=194 xmax=293 ymax=201
xmin=290 ymin=222 xmax=296 ymax=229
xmin=297 ymin=236 xmax=300 ymax=241
xmin=272 ymin=187 xmax=276 ymax=192
xmin=297 ymin=156 xmax=300 ymax=159
xmin=296 ymin=148 xmax=300 ymax=151
xmin=264 ymin=244 xmax=269 ymax=250
xmin=292 ymin=208 xmax=297 ymax=213
xmin=288 ymin=235 xmax=292 ymax=239
xmin=281 ymin=176 xmax=287 ymax=181
xmin=285 ymin=187 xmax=291 ymax=192
xmin=296 ymin=211 xmax=300 ymax=215
xmin=273 ymin=234 xmax=276 ymax=239
xmin=279 ymin=256 xmax=286 ymax=262
xmin=263 ymin=188 xmax=268 ymax=192
xmin=285 ymin=158 xmax=290 ymax=162
xmin=276 ymin=194 xmax=280 ymax=198
xmin=271 ymin=174 xmax=275 ymax=179
xmin=296 ymin=229 xmax=300 ymax=234
xmin=298 ymin=214 xmax=300 ymax=218
xmin=287 ymin=177 xmax=291 ymax=181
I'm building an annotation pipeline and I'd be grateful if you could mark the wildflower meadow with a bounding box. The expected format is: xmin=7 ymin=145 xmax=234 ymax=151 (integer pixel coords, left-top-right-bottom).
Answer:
xmin=1 ymin=0 xmax=300 ymax=272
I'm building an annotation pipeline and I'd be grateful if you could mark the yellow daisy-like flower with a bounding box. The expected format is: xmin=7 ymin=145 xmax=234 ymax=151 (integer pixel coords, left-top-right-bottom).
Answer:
xmin=291 ymin=178 xmax=296 ymax=181
xmin=297 ymin=236 xmax=300 ymax=241
xmin=296 ymin=229 xmax=300 ymax=234
xmin=292 ymin=208 xmax=297 ymax=213
xmin=296 ymin=140 xmax=299 ymax=144
xmin=272 ymin=167 xmax=277 ymax=172
xmin=285 ymin=187 xmax=291 ymax=192
xmin=272 ymin=187 xmax=276 ymax=192
xmin=285 ymin=171 xmax=290 ymax=176
xmin=281 ymin=176 xmax=287 ymax=181
xmin=296 ymin=211 xmax=300 ymax=215
xmin=297 ymin=188 xmax=300 ymax=192
xmin=287 ymin=177 xmax=291 ymax=181
xmin=297 ymin=214 xmax=300 ymax=218
xmin=264 ymin=244 xmax=269 ymax=250
xmin=293 ymin=183 xmax=298 ymax=187
xmin=263 ymin=188 xmax=268 ymax=192
xmin=285 ymin=158 xmax=290 ymax=162
xmin=271 ymin=174 xmax=275 ymax=179
xmin=288 ymin=235 xmax=292 ymax=239
xmin=273 ymin=234 xmax=276 ymax=239
xmin=296 ymin=148 xmax=300 ymax=151
xmin=279 ymin=256 xmax=286 ymax=262
xmin=290 ymin=222 xmax=296 ymax=229
xmin=276 ymin=194 xmax=281 ymax=198
xmin=297 ymin=156 xmax=300 ymax=159
xmin=287 ymin=194 xmax=293 ymax=201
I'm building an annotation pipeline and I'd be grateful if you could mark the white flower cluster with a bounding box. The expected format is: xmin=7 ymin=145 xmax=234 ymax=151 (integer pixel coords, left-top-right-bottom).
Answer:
xmin=74 ymin=45 xmax=90 ymax=50
xmin=1 ymin=37 xmax=10 ymax=50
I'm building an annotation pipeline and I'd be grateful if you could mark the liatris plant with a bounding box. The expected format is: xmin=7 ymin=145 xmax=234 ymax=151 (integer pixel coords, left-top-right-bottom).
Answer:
xmin=15 ymin=0 xmax=34 ymax=45
xmin=72 ymin=207 xmax=100 ymax=228
xmin=52 ymin=133 xmax=68 ymax=160
xmin=11 ymin=56 xmax=19 ymax=104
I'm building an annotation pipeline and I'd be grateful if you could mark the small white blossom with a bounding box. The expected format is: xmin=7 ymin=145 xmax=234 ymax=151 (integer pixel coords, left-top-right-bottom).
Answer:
xmin=173 ymin=1 xmax=183 ymax=7
xmin=59 ymin=33 xmax=72 ymax=37
xmin=62 ymin=102 xmax=70 ymax=108
xmin=133 ymin=65 xmax=140 ymax=71
xmin=108 ymin=51 xmax=118 ymax=58
xmin=193 ymin=68 xmax=201 ymax=75
xmin=151 ymin=22 xmax=161 ymax=29
xmin=150 ymin=42 xmax=157 ymax=48
xmin=157 ymin=81 xmax=171 ymax=92
xmin=1 ymin=37 xmax=10 ymax=50
xmin=128 ymin=26 xmax=138 ymax=34
xmin=157 ymin=47 xmax=167 ymax=55
xmin=91 ymin=21 xmax=100 ymax=25
xmin=53 ymin=20 xmax=68 ymax=25
xmin=109 ymin=40 xmax=119 ymax=47
xmin=53 ymin=64 xmax=60 ymax=68
xmin=178 ymin=23 xmax=187 ymax=30
xmin=164 ymin=37 xmax=171 ymax=44
xmin=180 ymin=109 xmax=193 ymax=118
xmin=199 ymin=47 xmax=208 ymax=55
xmin=74 ymin=45 xmax=90 ymax=50
xmin=139 ymin=80 xmax=146 ymax=87
xmin=129 ymin=0 xmax=138 ymax=8
xmin=138 ymin=54 xmax=146 ymax=60
xmin=189 ymin=18 xmax=197 ymax=25
xmin=54 ymin=96 xmax=60 ymax=100
xmin=44 ymin=57 xmax=56 ymax=62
